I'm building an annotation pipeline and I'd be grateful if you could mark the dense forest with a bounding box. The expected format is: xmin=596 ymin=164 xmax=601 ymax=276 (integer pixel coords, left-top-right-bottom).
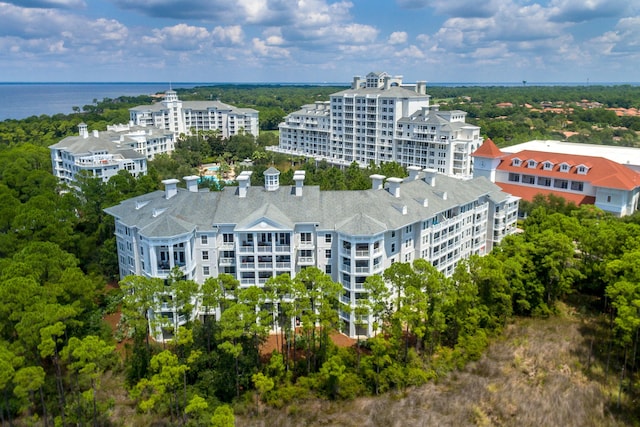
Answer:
xmin=0 ymin=85 xmax=640 ymax=425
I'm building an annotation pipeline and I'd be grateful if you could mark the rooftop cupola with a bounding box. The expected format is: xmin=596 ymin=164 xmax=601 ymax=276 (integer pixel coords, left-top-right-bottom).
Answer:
xmin=264 ymin=167 xmax=280 ymax=192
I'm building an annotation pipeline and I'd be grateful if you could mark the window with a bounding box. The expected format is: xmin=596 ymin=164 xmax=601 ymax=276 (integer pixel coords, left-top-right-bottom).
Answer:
xmin=554 ymin=179 xmax=568 ymax=189
xmin=203 ymin=266 xmax=210 ymax=276
xmin=301 ymin=232 xmax=312 ymax=243
xmin=223 ymin=233 xmax=234 ymax=243
xmin=577 ymin=165 xmax=588 ymax=174
xmin=571 ymin=181 xmax=584 ymax=191
xmin=325 ymin=234 xmax=332 ymax=243
xmin=543 ymin=162 xmax=553 ymax=170
xmin=201 ymin=235 xmax=208 ymax=245
xmin=528 ymin=160 xmax=537 ymax=168
xmin=202 ymin=251 xmax=209 ymax=260
xmin=508 ymin=173 xmax=520 ymax=182
xmin=537 ymin=177 xmax=551 ymax=187
xmin=512 ymin=158 xmax=521 ymax=166
xmin=607 ymin=195 xmax=612 ymax=203
xmin=391 ymin=243 xmax=396 ymax=252
xmin=522 ymin=175 xmax=536 ymax=184
xmin=325 ymin=249 xmax=332 ymax=259
xmin=560 ymin=163 xmax=570 ymax=172
xmin=325 ymin=265 xmax=332 ymax=274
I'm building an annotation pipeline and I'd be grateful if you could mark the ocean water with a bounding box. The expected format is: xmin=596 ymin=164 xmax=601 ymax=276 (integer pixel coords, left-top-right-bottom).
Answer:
xmin=0 ymin=82 xmax=200 ymax=121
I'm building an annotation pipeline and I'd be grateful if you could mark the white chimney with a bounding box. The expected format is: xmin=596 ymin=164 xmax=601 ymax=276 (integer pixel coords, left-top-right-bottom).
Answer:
xmin=423 ymin=168 xmax=437 ymax=186
xmin=407 ymin=166 xmax=421 ymax=181
xmin=386 ymin=177 xmax=403 ymax=198
xmin=293 ymin=170 xmax=305 ymax=196
xmin=162 ymin=178 xmax=180 ymax=199
xmin=370 ymin=174 xmax=386 ymax=190
xmin=352 ymin=76 xmax=362 ymax=89
xmin=416 ymin=81 xmax=427 ymax=95
xmin=78 ymin=123 xmax=88 ymax=139
xmin=92 ymin=130 xmax=99 ymax=138
xmin=237 ymin=174 xmax=250 ymax=198
xmin=384 ymin=76 xmax=391 ymax=90
xmin=183 ymin=175 xmax=199 ymax=193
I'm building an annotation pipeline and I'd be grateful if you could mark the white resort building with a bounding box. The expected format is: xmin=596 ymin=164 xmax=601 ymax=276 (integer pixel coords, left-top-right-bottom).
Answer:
xmin=473 ymin=139 xmax=640 ymax=217
xmin=49 ymin=122 xmax=174 ymax=184
xmin=129 ymin=89 xmax=260 ymax=138
xmin=105 ymin=167 xmax=519 ymax=338
xmin=272 ymin=71 xmax=482 ymax=177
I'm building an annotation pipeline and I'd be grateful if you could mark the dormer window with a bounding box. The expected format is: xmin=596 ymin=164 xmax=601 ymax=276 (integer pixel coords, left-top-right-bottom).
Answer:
xmin=559 ymin=163 xmax=570 ymax=172
xmin=543 ymin=161 xmax=553 ymax=171
xmin=512 ymin=158 xmax=521 ymax=166
xmin=528 ymin=160 xmax=538 ymax=168
xmin=577 ymin=164 xmax=589 ymax=175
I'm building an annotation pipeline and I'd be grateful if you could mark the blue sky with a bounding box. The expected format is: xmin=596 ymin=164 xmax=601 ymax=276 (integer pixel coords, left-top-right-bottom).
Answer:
xmin=1 ymin=0 xmax=638 ymax=83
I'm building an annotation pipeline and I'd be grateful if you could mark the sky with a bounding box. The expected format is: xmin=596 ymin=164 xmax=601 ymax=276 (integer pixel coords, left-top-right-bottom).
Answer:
xmin=0 ymin=0 xmax=639 ymax=83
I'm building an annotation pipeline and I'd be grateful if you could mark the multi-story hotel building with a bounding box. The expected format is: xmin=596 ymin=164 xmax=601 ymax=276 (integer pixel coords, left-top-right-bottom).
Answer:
xmin=273 ymin=71 xmax=482 ymax=177
xmin=49 ymin=122 xmax=174 ymax=184
xmin=473 ymin=138 xmax=640 ymax=216
xmin=129 ymin=90 xmax=259 ymax=138
xmin=105 ymin=167 xmax=519 ymax=338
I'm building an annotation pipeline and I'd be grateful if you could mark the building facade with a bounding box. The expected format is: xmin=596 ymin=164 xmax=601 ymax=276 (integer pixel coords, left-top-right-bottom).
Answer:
xmin=473 ymin=139 xmax=640 ymax=216
xmin=105 ymin=167 xmax=519 ymax=338
xmin=49 ymin=123 xmax=154 ymax=184
xmin=129 ymin=90 xmax=259 ymax=138
xmin=273 ymin=71 xmax=482 ymax=177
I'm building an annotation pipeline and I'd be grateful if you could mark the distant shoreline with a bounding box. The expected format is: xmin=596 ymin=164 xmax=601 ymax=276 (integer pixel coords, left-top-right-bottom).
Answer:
xmin=1 ymin=81 xmax=639 ymax=87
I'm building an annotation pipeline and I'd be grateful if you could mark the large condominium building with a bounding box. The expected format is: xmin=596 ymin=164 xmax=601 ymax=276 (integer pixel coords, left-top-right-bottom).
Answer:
xmin=49 ymin=122 xmax=174 ymax=184
xmin=105 ymin=167 xmax=519 ymax=338
xmin=473 ymin=139 xmax=640 ymax=216
xmin=273 ymin=71 xmax=482 ymax=177
xmin=129 ymin=90 xmax=259 ymax=138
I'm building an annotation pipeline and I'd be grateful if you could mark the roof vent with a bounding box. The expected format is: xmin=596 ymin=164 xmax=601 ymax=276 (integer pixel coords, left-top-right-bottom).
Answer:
xmin=135 ymin=200 xmax=150 ymax=210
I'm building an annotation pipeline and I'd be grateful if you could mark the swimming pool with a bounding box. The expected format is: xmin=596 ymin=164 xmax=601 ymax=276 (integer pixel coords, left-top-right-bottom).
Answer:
xmin=208 ymin=166 xmax=220 ymax=171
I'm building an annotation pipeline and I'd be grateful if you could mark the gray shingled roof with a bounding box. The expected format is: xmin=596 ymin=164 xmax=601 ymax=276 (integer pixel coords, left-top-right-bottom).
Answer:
xmin=331 ymin=85 xmax=428 ymax=98
xmin=130 ymin=100 xmax=258 ymax=115
xmin=105 ymin=172 xmax=509 ymax=238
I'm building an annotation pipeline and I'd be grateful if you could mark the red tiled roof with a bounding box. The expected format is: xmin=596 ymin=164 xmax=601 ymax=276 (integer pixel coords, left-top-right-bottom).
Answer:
xmin=472 ymin=138 xmax=503 ymax=159
xmin=497 ymin=150 xmax=640 ymax=190
xmin=497 ymin=183 xmax=596 ymax=205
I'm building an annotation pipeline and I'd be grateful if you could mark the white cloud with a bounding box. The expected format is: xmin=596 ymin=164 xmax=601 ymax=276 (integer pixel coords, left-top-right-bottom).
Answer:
xmin=549 ymin=0 xmax=630 ymax=22
xmin=396 ymin=0 xmax=501 ymax=18
xmin=251 ymin=37 xmax=290 ymax=58
xmin=143 ymin=24 xmax=210 ymax=51
xmin=394 ymin=44 xmax=425 ymax=59
xmin=211 ymin=26 xmax=244 ymax=45
xmin=389 ymin=31 xmax=408 ymax=45
xmin=3 ymin=0 xmax=86 ymax=9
